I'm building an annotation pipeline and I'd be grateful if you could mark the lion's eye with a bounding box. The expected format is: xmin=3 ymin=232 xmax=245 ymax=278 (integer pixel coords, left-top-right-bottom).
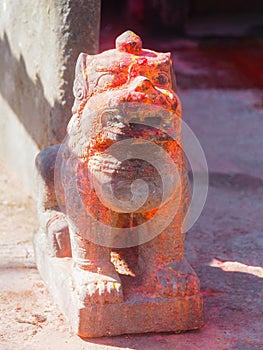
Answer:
xmin=95 ymin=72 xmax=126 ymax=91
xmin=157 ymin=73 xmax=169 ymax=86
xmin=96 ymin=73 xmax=115 ymax=89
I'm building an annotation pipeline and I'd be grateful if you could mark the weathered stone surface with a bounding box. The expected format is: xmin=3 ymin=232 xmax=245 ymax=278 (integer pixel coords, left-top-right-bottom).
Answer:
xmin=34 ymin=30 xmax=204 ymax=337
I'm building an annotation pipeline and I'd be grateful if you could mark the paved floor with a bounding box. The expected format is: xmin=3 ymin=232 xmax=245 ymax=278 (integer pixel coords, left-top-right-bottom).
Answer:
xmin=1 ymin=26 xmax=263 ymax=350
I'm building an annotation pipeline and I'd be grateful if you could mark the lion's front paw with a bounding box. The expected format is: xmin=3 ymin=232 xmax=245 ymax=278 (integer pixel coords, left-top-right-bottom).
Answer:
xmin=156 ymin=265 xmax=199 ymax=298
xmin=72 ymin=267 xmax=123 ymax=305
xmin=144 ymin=258 xmax=200 ymax=298
xmin=46 ymin=213 xmax=72 ymax=258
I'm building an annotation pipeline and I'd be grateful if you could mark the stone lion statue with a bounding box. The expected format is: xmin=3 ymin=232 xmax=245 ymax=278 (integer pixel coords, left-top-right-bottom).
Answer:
xmin=34 ymin=30 xmax=203 ymax=337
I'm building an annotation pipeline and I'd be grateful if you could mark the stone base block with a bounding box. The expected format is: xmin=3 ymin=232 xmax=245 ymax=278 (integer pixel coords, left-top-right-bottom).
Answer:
xmin=34 ymin=233 xmax=204 ymax=338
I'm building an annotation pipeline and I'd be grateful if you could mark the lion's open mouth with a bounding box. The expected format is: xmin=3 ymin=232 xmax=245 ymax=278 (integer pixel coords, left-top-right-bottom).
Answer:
xmin=86 ymin=119 xmax=180 ymax=213
xmin=87 ymin=122 xmax=177 ymax=162
xmin=103 ymin=122 xmax=173 ymax=141
xmin=81 ymin=103 xmax=181 ymax=214
xmin=91 ymin=105 xmax=179 ymax=152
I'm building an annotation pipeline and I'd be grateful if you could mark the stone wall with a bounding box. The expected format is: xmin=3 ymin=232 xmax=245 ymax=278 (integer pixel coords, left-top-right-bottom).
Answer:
xmin=0 ymin=0 xmax=100 ymax=194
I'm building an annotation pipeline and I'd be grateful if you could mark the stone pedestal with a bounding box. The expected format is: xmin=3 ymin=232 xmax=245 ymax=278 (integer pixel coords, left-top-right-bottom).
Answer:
xmin=34 ymin=230 xmax=204 ymax=337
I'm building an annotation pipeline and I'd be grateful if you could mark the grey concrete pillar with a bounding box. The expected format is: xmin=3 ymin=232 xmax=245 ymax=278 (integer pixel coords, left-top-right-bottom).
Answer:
xmin=0 ymin=0 xmax=101 ymax=194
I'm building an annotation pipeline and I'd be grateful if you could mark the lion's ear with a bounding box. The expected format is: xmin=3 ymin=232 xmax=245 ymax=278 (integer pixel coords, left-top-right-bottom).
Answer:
xmin=164 ymin=52 xmax=177 ymax=93
xmin=72 ymin=53 xmax=89 ymax=114
xmin=169 ymin=62 xmax=177 ymax=93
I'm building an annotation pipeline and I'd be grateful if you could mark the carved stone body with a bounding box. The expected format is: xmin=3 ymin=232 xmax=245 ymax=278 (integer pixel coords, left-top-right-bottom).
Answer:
xmin=34 ymin=31 xmax=204 ymax=337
